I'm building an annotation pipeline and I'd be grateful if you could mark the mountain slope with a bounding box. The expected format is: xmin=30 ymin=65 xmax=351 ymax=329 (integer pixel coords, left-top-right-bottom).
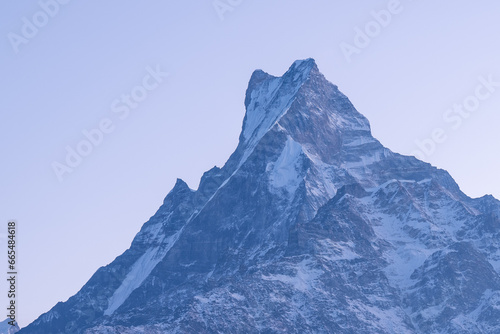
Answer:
xmin=21 ymin=59 xmax=500 ymax=333
xmin=0 ymin=319 xmax=20 ymax=334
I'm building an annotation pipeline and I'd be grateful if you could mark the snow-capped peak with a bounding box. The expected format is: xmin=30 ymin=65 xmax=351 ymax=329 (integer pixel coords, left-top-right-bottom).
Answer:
xmin=21 ymin=59 xmax=500 ymax=334
xmin=241 ymin=59 xmax=318 ymax=145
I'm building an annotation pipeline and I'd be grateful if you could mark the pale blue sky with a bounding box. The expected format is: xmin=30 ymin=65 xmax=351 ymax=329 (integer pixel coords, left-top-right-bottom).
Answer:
xmin=1 ymin=0 xmax=500 ymax=327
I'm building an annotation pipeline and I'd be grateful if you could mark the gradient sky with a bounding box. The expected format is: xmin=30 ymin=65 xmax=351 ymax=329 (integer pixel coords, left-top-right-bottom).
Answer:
xmin=1 ymin=0 xmax=500 ymax=327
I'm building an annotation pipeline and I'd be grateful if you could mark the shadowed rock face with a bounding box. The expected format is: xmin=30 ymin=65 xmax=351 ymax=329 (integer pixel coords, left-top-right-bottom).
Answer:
xmin=20 ymin=59 xmax=500 ymax=334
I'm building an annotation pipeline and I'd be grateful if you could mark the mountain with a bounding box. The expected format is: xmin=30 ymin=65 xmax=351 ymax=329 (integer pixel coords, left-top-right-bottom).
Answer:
xmin=0 ymin=319 xmax=20 ymax=334
xmin=20 ymin=59 xmax=500 ymax=333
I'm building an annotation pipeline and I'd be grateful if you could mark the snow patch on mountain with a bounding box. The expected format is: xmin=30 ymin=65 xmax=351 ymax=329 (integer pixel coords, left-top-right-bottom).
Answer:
xmin=104 ymin=228 xmax=184 ymax=316
xmin=346 ymin=300 xmax=413 ymax=334
xmin=317 ymin=239 xmax=359 ymax=261
xmin=268 ymin=136 xmax=303 ymax=195
xmin=261 ymin=258 xmax=322 ymax=292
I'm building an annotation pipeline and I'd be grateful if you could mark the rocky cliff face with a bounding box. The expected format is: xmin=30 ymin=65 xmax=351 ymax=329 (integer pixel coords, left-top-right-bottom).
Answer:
xmin=20 ymin=59 xmax=500 ymax=333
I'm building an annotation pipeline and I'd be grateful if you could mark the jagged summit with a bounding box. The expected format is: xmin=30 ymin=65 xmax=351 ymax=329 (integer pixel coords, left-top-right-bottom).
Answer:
xmin=241 ymin=58 xmax=318 ymax=143
xmin=20 ymin=60 xmax=500 ymax=334
xmin=238 ymin=58 xmax=375 ymax=172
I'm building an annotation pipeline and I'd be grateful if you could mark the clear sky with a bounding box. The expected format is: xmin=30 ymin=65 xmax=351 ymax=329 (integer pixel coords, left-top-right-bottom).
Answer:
xmin=1 ymin=0 xmax=500 ymax=327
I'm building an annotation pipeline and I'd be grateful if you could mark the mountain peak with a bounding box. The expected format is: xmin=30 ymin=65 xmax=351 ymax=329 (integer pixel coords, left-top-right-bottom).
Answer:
xmin=239 ymin=58 xmax=372 ymax=166
xmin=21 ymin=59 xmax=500 ymax=334
xmin=241 ymin=58 xmax=325 ymax=149
xmin=289 ymin=57 xmax=318 ymax=74
xmin=245 ymin=58 xmax=317 ymax=99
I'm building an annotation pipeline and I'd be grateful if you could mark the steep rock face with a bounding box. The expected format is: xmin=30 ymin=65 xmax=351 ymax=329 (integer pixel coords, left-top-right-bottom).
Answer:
xmin=20 ymin=59 xmax=500 ymax=333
